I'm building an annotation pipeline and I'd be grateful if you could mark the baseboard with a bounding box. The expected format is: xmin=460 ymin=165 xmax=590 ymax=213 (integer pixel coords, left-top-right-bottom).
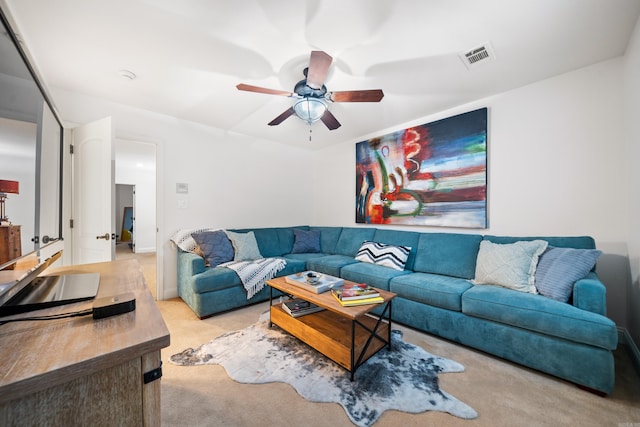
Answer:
xmin=134 ymin=247 xmax=156 ymax=254
xmin=618 ymin=327 xmax=640 ymax=375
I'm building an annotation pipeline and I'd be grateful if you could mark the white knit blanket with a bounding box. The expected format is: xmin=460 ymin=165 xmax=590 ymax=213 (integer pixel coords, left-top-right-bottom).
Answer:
xmin=220 ymin=258 xmax=287 ymax=299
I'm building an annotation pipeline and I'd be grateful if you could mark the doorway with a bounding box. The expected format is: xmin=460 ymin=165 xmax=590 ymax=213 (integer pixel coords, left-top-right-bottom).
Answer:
xmin=114 ymin=139 xmax=157 ymax=299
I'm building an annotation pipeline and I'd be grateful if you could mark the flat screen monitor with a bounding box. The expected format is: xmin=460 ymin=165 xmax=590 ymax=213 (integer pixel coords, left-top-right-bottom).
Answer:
xmin=0 ymin=273 xmax=100 ymax=317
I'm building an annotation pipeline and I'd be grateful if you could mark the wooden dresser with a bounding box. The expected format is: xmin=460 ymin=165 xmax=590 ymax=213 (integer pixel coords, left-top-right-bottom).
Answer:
xmin=0 ymin=259 xmax=170 ymax=426
xmin=0 ymin=225 xmax=20 ymax=267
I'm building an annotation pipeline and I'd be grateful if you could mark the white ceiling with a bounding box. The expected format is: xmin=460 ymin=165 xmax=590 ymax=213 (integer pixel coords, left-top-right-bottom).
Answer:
xmin=4 ymin=0 xmax=640 ymax=149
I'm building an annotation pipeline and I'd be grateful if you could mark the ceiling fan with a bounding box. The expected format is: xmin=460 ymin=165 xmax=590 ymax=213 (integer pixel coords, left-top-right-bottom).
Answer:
xmin=236 ymin=51 xmax=384 ymax=130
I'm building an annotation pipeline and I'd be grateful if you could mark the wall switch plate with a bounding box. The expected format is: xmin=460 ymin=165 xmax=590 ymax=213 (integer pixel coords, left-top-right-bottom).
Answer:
xmin=176 ymin=183 xmax=189 ymax=194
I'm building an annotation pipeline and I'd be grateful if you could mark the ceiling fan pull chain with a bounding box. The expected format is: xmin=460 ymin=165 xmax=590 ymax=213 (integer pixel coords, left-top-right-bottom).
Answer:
xmin=309 ymin=128 xmax=312 ymax=142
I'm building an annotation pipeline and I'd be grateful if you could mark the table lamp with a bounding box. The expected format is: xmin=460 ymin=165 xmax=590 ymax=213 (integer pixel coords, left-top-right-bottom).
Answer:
xmin=0 ymin=180 xmax=19 ymax=225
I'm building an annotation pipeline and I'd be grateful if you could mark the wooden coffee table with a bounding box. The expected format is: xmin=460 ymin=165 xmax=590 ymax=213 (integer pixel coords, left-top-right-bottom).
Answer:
xmin=267 ymin=276 xmax=396 ymax=380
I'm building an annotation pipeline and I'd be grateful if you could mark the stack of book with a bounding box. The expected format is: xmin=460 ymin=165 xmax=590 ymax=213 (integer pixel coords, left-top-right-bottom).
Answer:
xmin=331 ymin=283 xmax=384 ymax=306
xmin=281 ymin=298 xmax=325 ymax=317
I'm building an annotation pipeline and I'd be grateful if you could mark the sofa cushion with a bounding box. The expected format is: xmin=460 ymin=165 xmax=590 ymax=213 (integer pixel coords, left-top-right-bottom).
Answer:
xmin=413 ymin=233 xmax=482 ymax=279
xmin=535 ymin=247 xmax=602 ymax=302
xmin=462 ymin=285 xmax=617 ymax=350
xmin=483 ymin=235 xmax=596 ymax=250
xmin=192 ymin=267 xmax=242 ymax=294
xmin=291 ymin=228 xmax=321 ymax=253
xmin=355 ymin=241 xmax=411 ymax=271
xmin=307 ymin=254 xmax=360 ymax=277
xmin=309 ymin=227 xmax=342 ymax=254
xmin=389 ymin=272 xmax=473 ymax=312
xmin=284 ymin=252 xmax=329 ymax=263
xmin=472 ymin=240 xmax=548 ymax=293
xmin=225 ymin=230 xmax=263 ymax=261
xmin=191 ymin=230 xmax=234 ymax=267
xmin=333 ymin=227 xmax=377 ymax=256
xmin=372 ymin=229 xmax=421 ymax=270
xmin=341 ymin=262 xmax=411 ymax=291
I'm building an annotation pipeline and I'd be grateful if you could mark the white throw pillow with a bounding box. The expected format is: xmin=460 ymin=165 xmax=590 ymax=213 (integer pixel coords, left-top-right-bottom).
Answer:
xmin=472 ymin=240 xmax=548 ymax=293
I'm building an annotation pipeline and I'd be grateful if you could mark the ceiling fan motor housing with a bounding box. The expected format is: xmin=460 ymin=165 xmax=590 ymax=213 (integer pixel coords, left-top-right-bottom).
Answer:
xmin=294 ymin=79 xmax=328 ymax=99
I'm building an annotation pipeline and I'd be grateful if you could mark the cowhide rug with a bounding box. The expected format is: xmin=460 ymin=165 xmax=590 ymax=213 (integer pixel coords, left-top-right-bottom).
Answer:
xmin=170 ymin=314 xmax=477 ymax=426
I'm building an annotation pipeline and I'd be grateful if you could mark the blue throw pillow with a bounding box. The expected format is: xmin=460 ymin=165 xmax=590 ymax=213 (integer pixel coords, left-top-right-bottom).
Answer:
xmin=192 ymin=230 xmax=234 ymax=267
xmin=291 ymin=229 xmax=321 ymax=253
xmin=535 ymin=246 xmax=602 ymax=302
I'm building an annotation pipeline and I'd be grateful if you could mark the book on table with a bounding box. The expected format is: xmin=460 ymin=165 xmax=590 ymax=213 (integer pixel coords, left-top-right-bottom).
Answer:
xmin=331 ymin=292 xmax=385 ymax=307
xmin=331 ymin=283 xmax=380 ymax=301
xmin=281 ymin=298 xmax=325 ymax=317
xmin=284 ymin=271 xmax=344 ymax=294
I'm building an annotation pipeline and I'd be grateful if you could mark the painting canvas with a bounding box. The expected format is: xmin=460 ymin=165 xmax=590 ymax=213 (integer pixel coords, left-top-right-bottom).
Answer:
xmin=356 ymin=108 xmax=487 ymax=228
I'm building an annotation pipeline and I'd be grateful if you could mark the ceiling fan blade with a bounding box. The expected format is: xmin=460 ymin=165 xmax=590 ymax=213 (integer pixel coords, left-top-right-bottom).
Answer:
xmin=268 ymin=107 xmax=296 ymax=126
xmin=330 ymin=89 xmax=385 ymax=102
xmin=320 ymin=110 xmax=341 ymax=130
xmin=306 ymin=50 xmax=333 ymax=90
xmin=236 ymin=83 xmax=294 ymax=97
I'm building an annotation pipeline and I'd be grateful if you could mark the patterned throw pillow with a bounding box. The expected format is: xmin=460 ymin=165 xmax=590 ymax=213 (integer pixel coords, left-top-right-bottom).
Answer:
xmin=291 ymin=229 xmax=321 ymax=253
xmin=534 ymin=246 xmax=602 ymax=302
xmin=225 ymin=230 xmax=263 ymax=261
xmin=191 ymin=230 xmax=234 ymax=267
xmin=355 ymin=241 xmax=411 ymax=271
xmin=472 ymin=240 xmax=548 ymax=293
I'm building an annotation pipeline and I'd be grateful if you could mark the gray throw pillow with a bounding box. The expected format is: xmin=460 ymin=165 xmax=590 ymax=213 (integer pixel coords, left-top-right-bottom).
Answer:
xmin=535 ymin=246 xmax=602 ymax=302
xmin=225 ymin=230 xmax=263 ymax=261
xmin=291 ymin=229 xmax=321 ymax=253
xmin=191 ymin=230 xmax=234 ymax=267
xmin=472 ymin=240 xmax=548 ymax=293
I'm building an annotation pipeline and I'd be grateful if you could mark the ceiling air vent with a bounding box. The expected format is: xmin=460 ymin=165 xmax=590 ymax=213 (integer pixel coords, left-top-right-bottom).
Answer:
xmin=459 ymin=42 xmax=495 ymax=70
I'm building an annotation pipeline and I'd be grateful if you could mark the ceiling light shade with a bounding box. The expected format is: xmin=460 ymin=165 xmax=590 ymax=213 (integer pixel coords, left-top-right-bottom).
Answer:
xmin=0 ymin=179 xmax=19 ymax=225
xmin=293 ymin=97 xmax=327 ymax=125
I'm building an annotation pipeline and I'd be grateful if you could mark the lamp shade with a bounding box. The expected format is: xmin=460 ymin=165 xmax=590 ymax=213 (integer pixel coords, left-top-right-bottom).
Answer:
xmin=0 ymin=180 xmax=19 ymax=194
xmin=293 ymin=97 xmax=327 ymax=125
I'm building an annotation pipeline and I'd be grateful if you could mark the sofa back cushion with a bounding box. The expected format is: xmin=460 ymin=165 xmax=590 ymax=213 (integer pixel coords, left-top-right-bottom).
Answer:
xmin=372 ymin=229 xmax=421 ymax=271
xmin=483 ymin=235 xmax=595 ymax=250
xmin=333 ymin=227 xmax=377 ymax=256
xmin=232 ymin=226 xmax=309 ymax=257
xmin=309 ymin=226 xmax=343 ymax=254
xmin=413 ymin=233 xmax=483 ymax=279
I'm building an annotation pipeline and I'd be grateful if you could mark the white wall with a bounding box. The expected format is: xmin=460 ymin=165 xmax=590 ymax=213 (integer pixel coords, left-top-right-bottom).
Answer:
xmin=624 ymin=16 xmax=640 ymax=348
xmin=51 ymin=90 xmax=315 ymax=299
xmin=312 ymin=58 xmax=631 ymax=328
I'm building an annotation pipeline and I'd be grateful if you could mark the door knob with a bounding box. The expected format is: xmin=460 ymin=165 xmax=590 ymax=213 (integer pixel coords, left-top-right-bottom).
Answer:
xmin=96 ymin=233 xmax=111 ymax=240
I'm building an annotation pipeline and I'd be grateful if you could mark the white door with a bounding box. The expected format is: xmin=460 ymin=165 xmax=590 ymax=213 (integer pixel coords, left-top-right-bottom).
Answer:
xmin=71 ymin=117 xmax=114 ymax=264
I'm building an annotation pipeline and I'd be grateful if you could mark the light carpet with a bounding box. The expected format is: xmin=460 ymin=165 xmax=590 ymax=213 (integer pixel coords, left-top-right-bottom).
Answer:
xmin=169 ymin=313 xmax=477 ymax=427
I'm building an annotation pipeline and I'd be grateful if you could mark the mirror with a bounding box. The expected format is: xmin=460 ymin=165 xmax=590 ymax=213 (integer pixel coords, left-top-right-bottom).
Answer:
xmin=0 ymin=8 xmax=63 ymax=268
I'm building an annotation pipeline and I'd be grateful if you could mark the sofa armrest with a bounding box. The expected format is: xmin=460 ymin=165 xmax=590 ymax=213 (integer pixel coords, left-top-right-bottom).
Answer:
xmin=178 ymin=249 xmax=206 ymax=278
xmin=572 ymin=272 xmax=607 ymax=315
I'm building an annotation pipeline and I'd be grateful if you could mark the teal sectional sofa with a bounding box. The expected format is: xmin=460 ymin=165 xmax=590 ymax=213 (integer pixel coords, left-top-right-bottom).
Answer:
xmin=175 ymin=226 xmax=617 ymax=395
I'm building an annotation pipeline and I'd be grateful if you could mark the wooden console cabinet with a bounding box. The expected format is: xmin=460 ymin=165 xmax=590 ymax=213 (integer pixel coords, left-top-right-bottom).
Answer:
xmin=0 ymin=225 xmax=20 ymax=267
xmin=0 ymin=259 xmax=170 ymax=426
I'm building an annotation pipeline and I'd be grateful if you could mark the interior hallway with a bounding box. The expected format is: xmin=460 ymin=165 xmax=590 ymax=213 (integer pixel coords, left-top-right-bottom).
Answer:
xmin=115 ymin=242 xmax=156 ymax=299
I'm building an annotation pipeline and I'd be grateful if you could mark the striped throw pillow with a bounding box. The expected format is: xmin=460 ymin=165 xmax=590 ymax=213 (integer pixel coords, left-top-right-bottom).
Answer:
xmin=355 ymin=241 xmax=411 ymax=271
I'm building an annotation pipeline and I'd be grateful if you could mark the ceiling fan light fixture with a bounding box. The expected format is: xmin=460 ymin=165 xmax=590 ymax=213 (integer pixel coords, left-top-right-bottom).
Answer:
xmin=293 ymin=97 xmax=327 ymax=125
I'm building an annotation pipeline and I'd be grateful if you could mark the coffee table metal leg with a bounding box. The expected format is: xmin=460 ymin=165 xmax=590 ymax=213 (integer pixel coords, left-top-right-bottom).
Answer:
xmin=268 ymin=286 xmax=273 ymax=328
xmin=351 ymin=320 xmax=356 ymax=381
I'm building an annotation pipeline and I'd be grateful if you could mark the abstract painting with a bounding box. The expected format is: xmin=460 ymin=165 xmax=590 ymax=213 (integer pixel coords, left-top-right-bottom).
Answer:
xmin=356 ymin=108 xmax=487 ymax=228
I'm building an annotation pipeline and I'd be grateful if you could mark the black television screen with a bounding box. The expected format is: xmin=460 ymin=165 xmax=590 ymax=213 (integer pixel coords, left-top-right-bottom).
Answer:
xmin=0 ymin=273 xmax=100 ymax=317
